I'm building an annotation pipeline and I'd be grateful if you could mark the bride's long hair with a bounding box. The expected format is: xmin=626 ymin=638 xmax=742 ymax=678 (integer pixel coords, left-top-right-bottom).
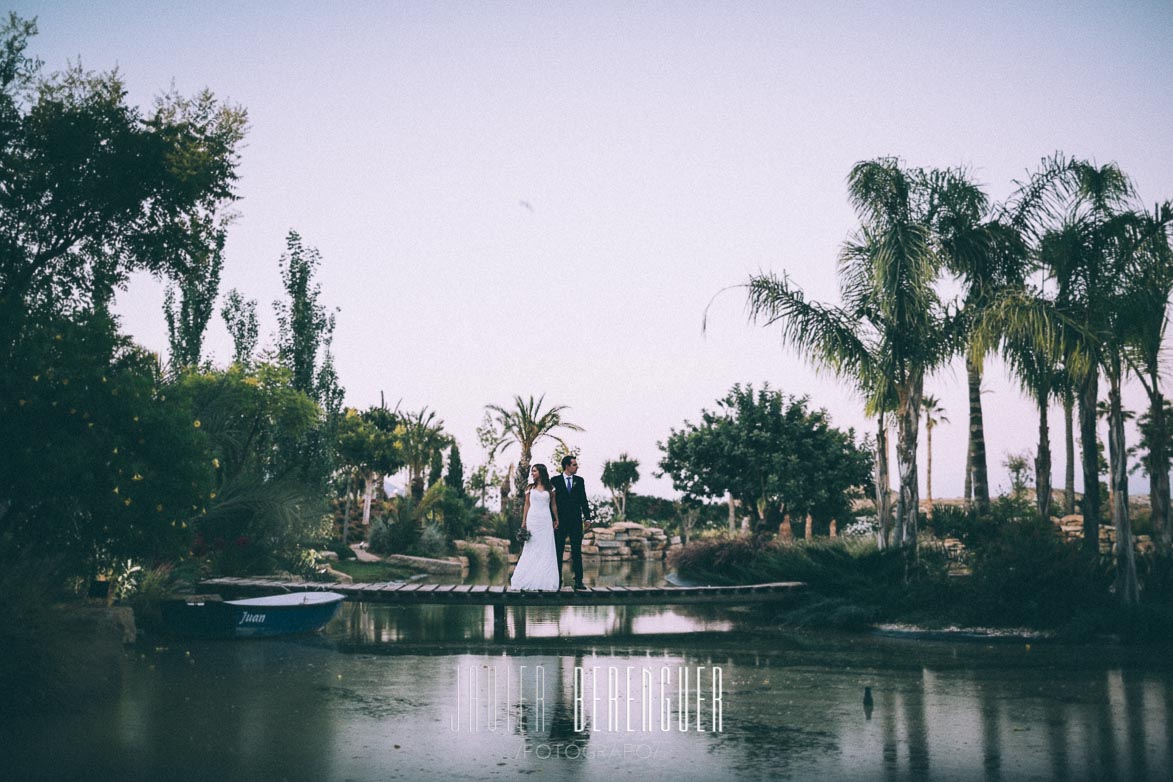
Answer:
xmin=530 ymin=463 xmax=553 ymax=492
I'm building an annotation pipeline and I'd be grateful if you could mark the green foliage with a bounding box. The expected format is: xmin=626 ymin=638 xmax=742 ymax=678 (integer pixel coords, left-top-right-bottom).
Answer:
xmin=220 ymin=288 xmax=259 ymax=366
xmin=428 ymin=448 xmax=444 ymax=488
xmin=445 ymin=444 xmax=465 ymax=495
xmin=0 ymin=312 xmax=214 ymax=577
xmin=658 ymin=384 xmax=872 ymax=531
xmin=964 ymin=512 xmax=1111 ymax=627
xmin=169 ymin=364 xmax=333 ymax=575
xmin=0 ymin=15 xmax=246 ymax=347
xmin=397 ymin=407 xmax=451 ymax=499
xmin=601 ymin=452 xmax=640 ymax=520
xmin=274 ymin=230 xmax=336 ymax=401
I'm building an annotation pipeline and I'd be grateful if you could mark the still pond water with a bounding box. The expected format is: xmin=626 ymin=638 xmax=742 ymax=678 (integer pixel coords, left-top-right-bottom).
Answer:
xmin=4 ymin=560 xmax=1173 ymax=781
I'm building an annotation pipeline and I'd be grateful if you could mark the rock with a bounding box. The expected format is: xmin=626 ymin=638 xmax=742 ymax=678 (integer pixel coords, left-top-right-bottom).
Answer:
xmin=384 ymin=554 xmax=465 ymax=575
xmin=595 ymin=539 xmax=622 ymax=549
xmin=324 ymin=565 xmax=354 ymax=583
xmin=317 ymin=550 xmax=339 ymax=562
xmin=581 ymin=545 xmax=600 ymax=555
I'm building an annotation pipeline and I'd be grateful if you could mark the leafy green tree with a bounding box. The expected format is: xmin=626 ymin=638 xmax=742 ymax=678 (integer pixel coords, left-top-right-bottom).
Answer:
xmin=427 ymin=448 xmax=444 ymax=489
xmin=0 ymin=312 xmax=214 ymax=577
xmin=274 ymin=230 xmax=336 ymax=402
xmin=221 ymin=288 xmax=259 ymax=366
xmin=334 ymin=405 xmax=405 ymax=543
xmin=0 ymin=15 xmax=246 ymax=354
xmin=550 ymin=442 xmax=581 ymax=473
xmin=272 ymin=230 xmax=343 ymax=489
xmin=658 ymin=384 xmax=872 ymax=533
xmin=164 ymin=216 xmax=229 ymax=371
xmin=601 ymin=453 xmax=640 ymax=520
xmin=169 ymin=363 xmax=328 ymax=574
xmin=445 ymin=444 xmax=465 ymax=496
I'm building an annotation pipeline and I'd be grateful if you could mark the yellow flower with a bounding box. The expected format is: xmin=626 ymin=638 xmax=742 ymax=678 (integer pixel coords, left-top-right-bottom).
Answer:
xmin=113 ymin=486 xmax=120 ymax=494
xmin=123 ymin=498 xmax=132 ymax=506
xmin=54 ymin=334 xmax=62 ymax=341
xmin=209 ymin=492 xmax=217 ymax=500
xmin=132 ymin=473 xmax=143 ymax=482
xmin=61 ymin=378 xmax=69 ymax=385
xmin=101 ymin=376 xmax=107 ymax=383
xmin=212 ymin=458 xmax=220 ymax=469
xmin=18 ymin=399 xmax=25 ymax=406
xmin=181 ymin=521 xmax=187 ymax=529
xmin=31 ymin=374 xmax=39 ymax=382
xmin=88 ymin=422 xmax=94 ymax=428
xmin=193 ymin=420 xmax=201 ymax=428
xmin=156 ymin=504 xmax=164 ymax=512
xmin=112 ymin=447 xmax=119 ymax=454
xmin=133 ymin=416 xmax=139 ymax=423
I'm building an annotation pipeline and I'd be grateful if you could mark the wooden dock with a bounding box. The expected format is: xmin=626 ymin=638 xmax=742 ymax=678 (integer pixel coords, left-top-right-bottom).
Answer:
xmin=198 ymin=577 xmax=805 ymax=641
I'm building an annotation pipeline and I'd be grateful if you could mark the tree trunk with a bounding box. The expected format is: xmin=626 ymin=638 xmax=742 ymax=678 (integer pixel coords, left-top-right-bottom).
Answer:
xmin=966 ymin=353 xmax=990 ymax=514
xmin=1079 ymin=368 xmax=1102 ymax=557
xmin=727 ymin=492 xmax=736 ymax=532
xmin=1064 ymin=389 xmax=1076 ymax=515
xmin=1035 ymin=395 xmax=1052 ymax=521
xmin=341 ymin=470 xmax=355 ymax=543
xmin=895 ymin=377 xmax=923 ymax=548
xmin=1146 ymin=381 xmax=1171 ymax=551
xmin=363 ymin=473 xmax=376 ymax=524
xmin=875 ymin=413 xmax=892 ymax=549
xmin=926 ymin=423 xmax=934 ymax=509
xmin=1107 ymin=364 xmax=1139 ymax=605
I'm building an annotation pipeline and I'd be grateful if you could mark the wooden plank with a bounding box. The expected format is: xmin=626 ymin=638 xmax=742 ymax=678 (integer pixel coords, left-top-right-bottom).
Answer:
xmin=415 ymin=584 xmax=440 ymax=593
xmin=487 ymin=586 xmax=507 ymax=594
xmin=378 ymin=582 xmax=409 ymax=592
xmin=395 ymin=584 xmax=423 ymax=593
xmin=449 ymin=585 xmax=474 ymax=593
xmin=470 ymin=585 xmax=491 ymax=593
xmin=433 ymin=584 xmax=458 ymax=593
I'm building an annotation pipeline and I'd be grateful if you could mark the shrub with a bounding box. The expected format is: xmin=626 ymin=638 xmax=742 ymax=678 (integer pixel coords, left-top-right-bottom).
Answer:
xmin=964 ymin=514 xmax=1111 ymax=627
xmin=410 ymin=523 xmax=448 ymax=559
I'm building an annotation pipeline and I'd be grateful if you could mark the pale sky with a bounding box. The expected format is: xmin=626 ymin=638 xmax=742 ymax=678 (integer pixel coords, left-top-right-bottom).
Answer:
xmin=16 ymin=0 xmax=1173 ymax=500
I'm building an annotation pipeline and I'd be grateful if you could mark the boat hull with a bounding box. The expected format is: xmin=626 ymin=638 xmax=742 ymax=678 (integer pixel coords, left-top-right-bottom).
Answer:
xmin=162 ymin=592 xmax=345 ymax=639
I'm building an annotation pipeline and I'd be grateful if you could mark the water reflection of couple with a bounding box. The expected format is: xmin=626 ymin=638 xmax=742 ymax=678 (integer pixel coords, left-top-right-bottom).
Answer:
xmin=510 ymin=457 xmax=593 ymax=591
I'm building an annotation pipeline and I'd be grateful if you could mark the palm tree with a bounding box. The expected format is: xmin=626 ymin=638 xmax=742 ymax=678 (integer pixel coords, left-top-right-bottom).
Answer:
xmin=1000 ymin=310 xmax=1065 ymax=520
xmin=484 ymin=394 xmax=583 ymax=515
xmin=740 ymin=271 xmax=895 ymax=545
xmin=399 ymin=407 xmax=451 ymax=501
xmin=1121 ymin=202 xmax=1173 ymax=551
xmin=745 ymin=158 xmax=963 ymax=549
xmin=999 ymin=155 xmax=1166 ymax=603
xmin=921 ymin=395 xmax=948 ymax=508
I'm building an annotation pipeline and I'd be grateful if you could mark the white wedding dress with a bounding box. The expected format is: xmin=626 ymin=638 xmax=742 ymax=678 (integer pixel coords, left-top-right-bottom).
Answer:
xmin=509 ymin=488 xmax=560 ymax=590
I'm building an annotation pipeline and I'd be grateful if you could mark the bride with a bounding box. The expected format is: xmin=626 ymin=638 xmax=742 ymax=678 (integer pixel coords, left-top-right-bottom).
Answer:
xmin=509 ymin=464 xmax=561 ymax=591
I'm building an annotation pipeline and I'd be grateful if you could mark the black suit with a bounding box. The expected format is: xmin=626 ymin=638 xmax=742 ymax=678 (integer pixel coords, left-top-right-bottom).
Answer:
xmin=553 ymin=473 xmax=591 ymax=587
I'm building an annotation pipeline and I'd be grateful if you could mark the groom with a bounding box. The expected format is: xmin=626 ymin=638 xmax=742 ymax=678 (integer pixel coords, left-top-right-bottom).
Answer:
xmin=553 ymin=455 xmax=592 ymax=590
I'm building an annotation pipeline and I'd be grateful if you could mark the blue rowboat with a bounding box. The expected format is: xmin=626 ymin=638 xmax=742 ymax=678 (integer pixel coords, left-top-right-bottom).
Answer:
xmin=162 ymin=591 xmax=345 ymax=638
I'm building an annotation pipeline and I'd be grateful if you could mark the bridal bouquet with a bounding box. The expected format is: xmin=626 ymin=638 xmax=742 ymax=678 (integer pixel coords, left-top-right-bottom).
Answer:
xmin=516 ymin=527 xmax=531 ymax=543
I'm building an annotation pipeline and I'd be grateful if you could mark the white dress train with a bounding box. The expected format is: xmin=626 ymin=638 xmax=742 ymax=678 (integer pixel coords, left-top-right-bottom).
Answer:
xmin=509 ymin=488 xmax=560 ymax=590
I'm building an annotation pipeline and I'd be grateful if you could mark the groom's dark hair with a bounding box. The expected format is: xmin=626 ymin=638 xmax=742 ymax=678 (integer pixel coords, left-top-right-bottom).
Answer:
xmin=561 ymin=455 xmax=575 ymax=469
